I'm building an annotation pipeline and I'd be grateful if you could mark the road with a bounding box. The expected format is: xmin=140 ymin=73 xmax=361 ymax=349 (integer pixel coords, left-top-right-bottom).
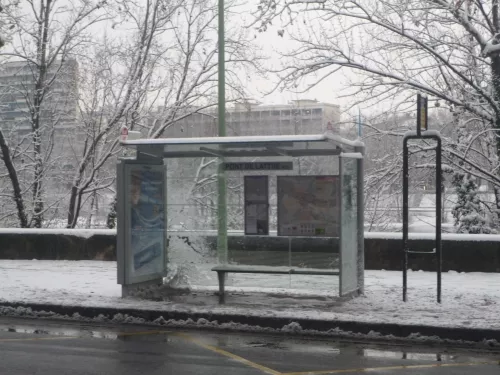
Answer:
xmin=0 ymin=317 xmax=498 ymax=375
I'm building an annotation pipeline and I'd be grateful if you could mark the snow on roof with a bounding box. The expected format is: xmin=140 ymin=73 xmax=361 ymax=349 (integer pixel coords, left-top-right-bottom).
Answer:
xmin=122 ymin=134 xmax=328 ymax=146
xmin=325 ymin=132 xmax=365 ymax=148
xmin=340 ymin=152 xmax=363 ymax=159
xmin=121 ymin=132 xmax=365 ymax=149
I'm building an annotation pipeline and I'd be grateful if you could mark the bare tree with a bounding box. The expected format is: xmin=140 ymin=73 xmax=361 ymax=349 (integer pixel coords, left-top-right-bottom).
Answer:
xmin=64 ymin=0 xmax=185 ymax=228
xmin=254 ymin=0 xmax=500 ymax=230
xmin=0 ymin=0 xmax=109 ymax=227
xmin=65 ymin=0 xmax=263 ymax=228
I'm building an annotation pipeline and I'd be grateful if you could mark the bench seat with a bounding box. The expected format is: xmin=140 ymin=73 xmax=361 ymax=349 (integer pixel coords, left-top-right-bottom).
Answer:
xmin=211 ymin=265 xmax=339 ymax=303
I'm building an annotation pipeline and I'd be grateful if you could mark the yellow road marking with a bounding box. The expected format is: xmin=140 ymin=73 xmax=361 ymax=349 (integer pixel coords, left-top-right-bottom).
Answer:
xmin=1 ymin=329 xmax=498 ymax=375
xmin=0 ymin=336 xmax=77 ymax=342
xmin=174 ymin=332 xmax=281 ymax=375
xmin=282 ymin=361 xmax=499 ymax=375
xmin=116 ymin=330 xmax=171 ymax=337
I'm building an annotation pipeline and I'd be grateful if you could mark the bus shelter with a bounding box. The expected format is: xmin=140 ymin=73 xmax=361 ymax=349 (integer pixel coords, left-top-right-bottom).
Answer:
xmin=116 ymin=133 xmax=365 ymax=300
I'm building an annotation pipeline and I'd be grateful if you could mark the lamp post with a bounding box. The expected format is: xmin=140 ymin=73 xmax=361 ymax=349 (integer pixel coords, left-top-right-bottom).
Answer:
xmin=217 ymin=0 xmax=227 ymax=264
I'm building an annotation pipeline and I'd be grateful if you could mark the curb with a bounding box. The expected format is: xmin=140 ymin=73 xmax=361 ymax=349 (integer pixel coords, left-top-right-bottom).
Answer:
xmin=1 ymin=301 xmax=499 ymax=344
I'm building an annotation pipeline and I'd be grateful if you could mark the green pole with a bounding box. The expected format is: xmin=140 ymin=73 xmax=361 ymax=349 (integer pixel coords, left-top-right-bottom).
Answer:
xmin=217 ymin=0 xmax=227 ymax=264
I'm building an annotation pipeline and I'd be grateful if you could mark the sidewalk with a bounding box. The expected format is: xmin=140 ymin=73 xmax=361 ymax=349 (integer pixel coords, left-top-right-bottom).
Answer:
xmin=0 ymin=260 xmax=499 ymax=344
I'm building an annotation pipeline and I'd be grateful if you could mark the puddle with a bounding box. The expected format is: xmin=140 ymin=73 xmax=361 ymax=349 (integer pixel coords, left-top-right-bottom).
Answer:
xmin=247 ymin=341 xmax=288 ymax=350
xmin=362 ymin=349 xmax=452 ymax=361
xmin=237 ymin=335 xmax=498 ymax=364
xmin=0 ymin=324 xmax=119 ymax=339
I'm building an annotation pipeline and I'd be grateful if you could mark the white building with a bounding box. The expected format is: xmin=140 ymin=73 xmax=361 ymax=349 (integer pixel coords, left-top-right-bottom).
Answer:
xmin=0 ymin=59 xmax=79 ymax=132
xmin=158 ymin=99 xmax=341 ymax=138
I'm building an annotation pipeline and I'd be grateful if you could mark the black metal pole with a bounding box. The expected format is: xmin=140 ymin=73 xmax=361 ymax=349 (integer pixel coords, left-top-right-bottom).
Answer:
xmin=436 ymin=136 xmax=442 ymax=303
xmin=416 ymin=94 xmax=422 ymax=138
xmin=403 ymin=137 xmax=409 ymax=302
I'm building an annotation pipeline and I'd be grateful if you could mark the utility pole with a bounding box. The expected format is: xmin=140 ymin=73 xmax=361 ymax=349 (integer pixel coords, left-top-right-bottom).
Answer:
xmin=217 ymin=0 xmax=227 ymax=263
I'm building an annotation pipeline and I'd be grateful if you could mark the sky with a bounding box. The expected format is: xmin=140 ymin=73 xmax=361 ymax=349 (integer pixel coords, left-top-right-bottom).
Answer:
xmin=0 ymin=0 xmax=407 ymax=122
xmin=234 ymin=4 xmax=353 ymax=108
xmin=232 ymin=2 xmax=401 ymax=121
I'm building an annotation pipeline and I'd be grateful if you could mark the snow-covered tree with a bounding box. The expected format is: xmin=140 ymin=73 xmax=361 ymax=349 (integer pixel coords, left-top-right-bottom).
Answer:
xmin=452 ymin=171 xmax=493 ymax=233
xmin=0 ymin=0 xmax=109 ymax=227
xmin=0 ymin=0 xmax=262 ymax=228
xmin=253 ymin=0 xmax=500 ymax=230
xmin=95 ymin=0 xmax=263 ymax=230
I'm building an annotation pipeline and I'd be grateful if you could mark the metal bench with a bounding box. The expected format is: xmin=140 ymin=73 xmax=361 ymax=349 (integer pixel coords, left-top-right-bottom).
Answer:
xmin=212 ymin=265 xmax=340 ymax=304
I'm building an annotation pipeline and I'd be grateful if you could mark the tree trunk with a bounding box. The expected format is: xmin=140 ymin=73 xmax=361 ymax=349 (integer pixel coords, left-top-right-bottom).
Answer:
xmin=31 ymin=0 xmax=52 ymax=228
xmin=0 ymin=130 xmax=28 ymax=227
xmin=31 ymin=127 xmax=44 ymax=228
xmin=490 ymin=55 xmax=500 ymax=151
xmin=489 ymin=54 xmax=500 ymax=227
xmin=67 ymin=185 xmax=80 ymax=228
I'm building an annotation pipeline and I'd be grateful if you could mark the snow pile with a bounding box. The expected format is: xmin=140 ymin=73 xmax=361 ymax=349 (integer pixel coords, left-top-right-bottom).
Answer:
xmin=0 ymin=305 xmax=497 ymax=348
xmin=365 ymin=231 xmax=500 ymax=241
xmin=0 ymin=228 xmax=115 ymax=239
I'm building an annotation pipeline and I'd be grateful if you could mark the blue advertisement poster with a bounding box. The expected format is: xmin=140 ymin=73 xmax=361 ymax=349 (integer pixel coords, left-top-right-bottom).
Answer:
xmin=129 ymin=165 xmax=165 ymax=279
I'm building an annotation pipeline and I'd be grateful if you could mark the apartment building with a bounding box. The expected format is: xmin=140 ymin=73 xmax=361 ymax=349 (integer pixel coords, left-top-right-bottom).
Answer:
xmin=0 ymin=59 xmax=79 ymax=131
xmin=158 ymin=99 xmax=341 ymax=138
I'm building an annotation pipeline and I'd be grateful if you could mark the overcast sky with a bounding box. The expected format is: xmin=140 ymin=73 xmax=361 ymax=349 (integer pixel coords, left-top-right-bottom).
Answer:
xmin=0 ymin=0 xmax=408 ymax=122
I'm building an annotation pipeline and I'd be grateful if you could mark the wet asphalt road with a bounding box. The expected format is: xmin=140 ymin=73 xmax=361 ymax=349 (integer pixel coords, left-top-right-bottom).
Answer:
xmin=0 ymin=317 xmax=498 ymax=375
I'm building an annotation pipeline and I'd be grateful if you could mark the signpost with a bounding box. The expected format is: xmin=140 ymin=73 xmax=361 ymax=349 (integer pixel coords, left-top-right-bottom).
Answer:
xmin=402 ymin=94 xmax=442 ymax=303
xmin=416 ymin=94 xmax=428 ymax=136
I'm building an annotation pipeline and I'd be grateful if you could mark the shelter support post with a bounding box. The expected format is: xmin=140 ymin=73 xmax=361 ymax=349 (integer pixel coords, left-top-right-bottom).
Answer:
xmin=355 ymin=145 xmax=365 ymax=294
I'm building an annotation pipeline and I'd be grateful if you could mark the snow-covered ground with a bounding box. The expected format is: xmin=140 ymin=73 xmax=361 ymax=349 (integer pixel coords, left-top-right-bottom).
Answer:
xmin=0 ymin=260 xmax=499 ymax=331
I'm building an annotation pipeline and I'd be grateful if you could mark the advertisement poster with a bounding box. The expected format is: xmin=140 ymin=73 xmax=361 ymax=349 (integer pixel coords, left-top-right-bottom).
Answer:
xmin=277 ymin=175 xmax=339 ymax=237
xmin=244 ymin=176 xmax=269 ymax=235
xmin=129 ymin=165 xmax=165 ymax=279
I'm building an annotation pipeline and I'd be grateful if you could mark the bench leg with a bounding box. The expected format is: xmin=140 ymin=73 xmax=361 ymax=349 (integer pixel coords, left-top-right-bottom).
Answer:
xmin=217 ymin=271 xmax=225 ymax=304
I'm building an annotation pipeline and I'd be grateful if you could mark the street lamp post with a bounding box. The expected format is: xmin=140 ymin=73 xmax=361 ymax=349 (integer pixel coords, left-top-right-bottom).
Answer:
xmin=217 ymin=0 xmax=227 ymax=264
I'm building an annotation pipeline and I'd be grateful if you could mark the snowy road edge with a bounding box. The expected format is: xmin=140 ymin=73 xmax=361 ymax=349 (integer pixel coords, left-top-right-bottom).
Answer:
xmin=0 ymin=301 xmax=499 ymax=348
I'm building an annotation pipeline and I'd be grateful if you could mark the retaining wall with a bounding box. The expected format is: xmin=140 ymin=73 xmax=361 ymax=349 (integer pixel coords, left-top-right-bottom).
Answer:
xmin=0 ymin=230 xmax=499 ymax=272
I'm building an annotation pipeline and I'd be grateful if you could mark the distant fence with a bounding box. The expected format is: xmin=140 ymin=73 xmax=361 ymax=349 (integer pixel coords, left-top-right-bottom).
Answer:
xmin=0 ymin=229 xmax=499 ymax=272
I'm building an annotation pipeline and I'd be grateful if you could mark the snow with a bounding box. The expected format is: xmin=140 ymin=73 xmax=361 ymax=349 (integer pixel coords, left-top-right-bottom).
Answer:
xmin=325 ymin=132 xmax=365 ymax=148
xmin=340 ymin=152 xmax=363 ymax=159
xmin=121 ymin=134 xmax=328 ymax=145
xmin=0 ymin=228 xmax=116 ymax=239
xmin=0 ymin=260 xmax=499 ymax=334
xmin=365 ymin=231 xmax=500 ymax=241
xmin=482 ymin=40 xmax=500 ymax=57
xmin=122 ymin=132 xmax=365 ymax=151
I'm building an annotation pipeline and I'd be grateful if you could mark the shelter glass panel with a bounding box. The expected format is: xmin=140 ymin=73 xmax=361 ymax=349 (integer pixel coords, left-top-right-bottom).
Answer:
xmin=340 ymin=156 xmax=359 ymax=295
